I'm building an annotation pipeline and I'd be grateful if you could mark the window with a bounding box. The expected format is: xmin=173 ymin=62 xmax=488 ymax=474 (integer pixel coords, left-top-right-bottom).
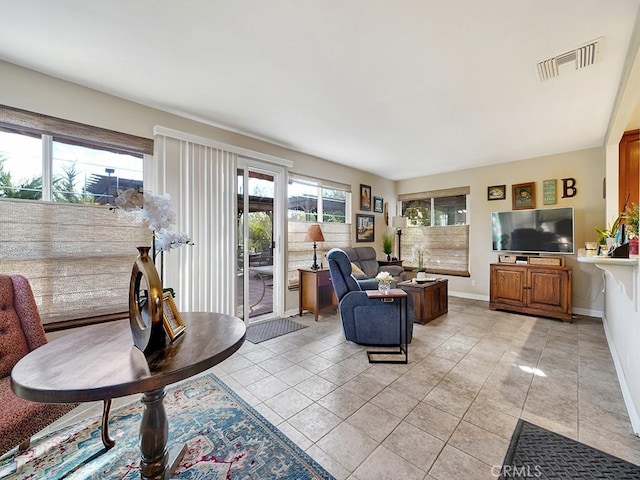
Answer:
xmin=399 ymin=187 xmax=470 ymax=276
xmin=287 ymin=173 xmax=352 ymax=288
xmin=0 ymin=130 xmax=144 ymax=204
xmin=288 ymin=176 xmax=348 ymax=223
xmin=0 ymin=105 xmax=153 ymax=329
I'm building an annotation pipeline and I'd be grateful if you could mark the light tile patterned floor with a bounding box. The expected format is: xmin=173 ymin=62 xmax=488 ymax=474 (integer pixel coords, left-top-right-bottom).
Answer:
xmin=45 ymin=297 xmax=640 ymax=479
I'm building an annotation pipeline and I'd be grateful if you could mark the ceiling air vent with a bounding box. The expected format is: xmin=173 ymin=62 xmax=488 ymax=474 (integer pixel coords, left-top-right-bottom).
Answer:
xmin=537 ymin=38 xmax=601 ymax=81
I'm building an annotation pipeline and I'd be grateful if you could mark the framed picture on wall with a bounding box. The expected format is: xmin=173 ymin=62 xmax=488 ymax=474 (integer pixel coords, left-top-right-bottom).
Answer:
xmin=512 ymin=182 xmax=536 ymax=210
xmin=487 ymin=185 xmax=506 ymax=201
xmin=356 ymin=214 xmax=375 ymax=242
xmin=360 ymin=184 xmax=372 ymax=211
xmin=373 ymin=196 xmax=383 ymax=213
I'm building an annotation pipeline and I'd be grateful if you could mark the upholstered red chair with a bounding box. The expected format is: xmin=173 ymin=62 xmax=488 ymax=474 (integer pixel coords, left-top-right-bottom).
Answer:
xmin=0 ymin=274 xmax=79 ymax=456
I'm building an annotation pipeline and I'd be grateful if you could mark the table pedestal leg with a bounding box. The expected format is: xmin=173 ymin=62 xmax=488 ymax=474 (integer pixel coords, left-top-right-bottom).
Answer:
xmin=140 ymin=388 xmax=187 ymax=480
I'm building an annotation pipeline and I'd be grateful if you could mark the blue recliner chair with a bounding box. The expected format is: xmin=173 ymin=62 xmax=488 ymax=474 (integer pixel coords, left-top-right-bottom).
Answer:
xmin=327 ymin=248 xmax=414 ymax=345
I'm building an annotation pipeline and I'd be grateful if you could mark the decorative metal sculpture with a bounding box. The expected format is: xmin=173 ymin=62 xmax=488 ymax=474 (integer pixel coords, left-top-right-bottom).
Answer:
xmin=129 ymin=246 xmax=166 ymax=354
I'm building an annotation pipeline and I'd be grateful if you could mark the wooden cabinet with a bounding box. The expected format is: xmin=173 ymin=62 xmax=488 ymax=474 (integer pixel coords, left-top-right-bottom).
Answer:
xmin=398 ymin=279 xmax=448 ymax=324
xmin=489 ymin=263 xmax=572 ymax=322
xmin=298 ymin=268 xmax=337 ymax=321
xmin=619 ymin=129 xmax=639 ymax=213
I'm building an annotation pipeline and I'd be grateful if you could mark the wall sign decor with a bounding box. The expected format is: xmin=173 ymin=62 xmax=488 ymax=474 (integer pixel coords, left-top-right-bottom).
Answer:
xmin=561 ymin=178 xmax=577 ymax=198
xmin=487 ymin=185 xmax=506 ymax=201
xmin=374 ymin=196 xmax=383 ymax=213
xmin=356 ymin=213 xmax=375 ymax=242
xmin=543 ymin=179 xmax=557 ymax=205
xmin=360 ymin=184 xmax=372 ymax=211
xmin=512 ymin=182 xmax=536 ymax=210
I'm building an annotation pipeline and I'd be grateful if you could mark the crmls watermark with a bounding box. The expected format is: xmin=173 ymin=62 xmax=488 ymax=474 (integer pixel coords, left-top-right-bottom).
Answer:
xmin=491 ymin=465 xmax=543 ymax=478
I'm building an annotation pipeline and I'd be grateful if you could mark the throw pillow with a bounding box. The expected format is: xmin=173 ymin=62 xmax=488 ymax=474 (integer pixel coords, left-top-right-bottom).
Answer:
xmin=350 ymin=263 xmax=366 ymax=279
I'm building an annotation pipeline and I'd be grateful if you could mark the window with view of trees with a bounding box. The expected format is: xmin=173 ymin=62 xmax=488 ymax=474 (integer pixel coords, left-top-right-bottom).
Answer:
xmin=399 ymin=187 xmax=470 ymax=276
xmin=0 ymin=105 xmax=153 ymax=329
xmin=287 ymin=173 xmax=352 ymax=288
xmin=0 ymin=129 xmax=143 ymax=203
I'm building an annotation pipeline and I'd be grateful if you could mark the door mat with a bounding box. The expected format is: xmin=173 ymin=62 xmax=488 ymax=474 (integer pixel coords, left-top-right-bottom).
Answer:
xmin=246 ymin=318 xmax=307 ymax=343
xmin=499 ymin=419 xmax=640 ymax=479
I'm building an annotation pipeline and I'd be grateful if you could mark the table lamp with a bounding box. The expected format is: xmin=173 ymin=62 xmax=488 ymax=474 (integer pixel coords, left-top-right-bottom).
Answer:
xmin=305 ymin=224 xmax=325 ymax=270
xmin=392 ymin=216 xmax=408 ymax=260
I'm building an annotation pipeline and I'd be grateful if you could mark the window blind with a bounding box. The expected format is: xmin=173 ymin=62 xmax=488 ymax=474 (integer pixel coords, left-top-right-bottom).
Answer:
xmin=0 ymin=198 xmax=150 ymax=327
xmin=403 ymin=225 xmax=470 ymax=276
xmin=289 ymin=172 xmax=352 ymax=192
xmin=398 ymin=186 xmax=470 ymax=201
xmin=399 ymin=186 xmax=471 ymax=276
xmin=0 ymin=104 xmax=154 ymax=156
xmin=287 ymin=221 xmax=351 ymax=289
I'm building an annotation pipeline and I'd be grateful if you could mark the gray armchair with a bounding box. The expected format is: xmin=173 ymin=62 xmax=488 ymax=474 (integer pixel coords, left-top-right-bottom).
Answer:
xmin=327 ymin=248 xmax=413 ymax=346
xmin=340 ymin=246 xmax=404 ymax=289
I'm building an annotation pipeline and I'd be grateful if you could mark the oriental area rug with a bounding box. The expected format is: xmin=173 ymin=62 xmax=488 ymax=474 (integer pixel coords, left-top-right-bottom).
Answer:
xmin=499 ymin=420 xmax=640 ymax=479
xmin=0 ymin=374 xmax=334 ymax=480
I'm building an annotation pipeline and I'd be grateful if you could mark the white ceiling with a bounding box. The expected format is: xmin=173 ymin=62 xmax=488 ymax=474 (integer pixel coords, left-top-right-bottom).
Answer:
xmin=0 ymin=1 xmax=638 ymax=180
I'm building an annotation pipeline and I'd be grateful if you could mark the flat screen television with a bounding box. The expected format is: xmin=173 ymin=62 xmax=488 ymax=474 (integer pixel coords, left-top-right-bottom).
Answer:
xmin=491 ymin=207 xmax=574 ymax=254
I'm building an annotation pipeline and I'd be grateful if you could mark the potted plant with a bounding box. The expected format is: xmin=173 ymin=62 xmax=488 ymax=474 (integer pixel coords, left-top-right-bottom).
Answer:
xmin=595 ymin=213 xmax=623 ymax=247
xmin=411 ymin=244 xmax=430 ymax=280
xmin=625 ymin=203 xmax=639 ymax=255
xmin=382 ymin=233 xmax=394 ymax=261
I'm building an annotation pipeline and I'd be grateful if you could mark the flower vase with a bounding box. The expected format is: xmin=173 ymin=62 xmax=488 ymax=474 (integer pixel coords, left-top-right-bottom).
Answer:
xmin=630 ymin=238 xmax=639 ymax=256
xmin=378 ymin=282 xmax=391 ymax=294
xmin=129 ymin=246 xmax=166 ymax=355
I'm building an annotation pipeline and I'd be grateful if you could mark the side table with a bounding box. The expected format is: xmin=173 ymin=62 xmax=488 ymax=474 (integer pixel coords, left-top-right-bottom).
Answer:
xmin=298 ymin=268 xmax=337 ymax=321
xmin=365 ymin=288 xmax=408 ymax=364
xmin=378 ymin=259 xmax=403 ymax=267
xmin=398 ymin=279 xmax=448 ymax=324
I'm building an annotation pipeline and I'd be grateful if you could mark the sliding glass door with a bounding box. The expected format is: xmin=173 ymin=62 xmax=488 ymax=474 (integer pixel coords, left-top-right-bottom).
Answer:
xmin=237 ymin=159 xmax=284 ymax=323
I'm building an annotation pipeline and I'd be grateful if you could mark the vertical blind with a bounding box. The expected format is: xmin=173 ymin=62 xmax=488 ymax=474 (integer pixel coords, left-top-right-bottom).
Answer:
xmin=152 ymin=128 xmax=238 ymax=315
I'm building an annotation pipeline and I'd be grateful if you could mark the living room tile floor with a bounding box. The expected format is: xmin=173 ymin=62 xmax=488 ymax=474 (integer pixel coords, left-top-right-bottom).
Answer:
xmin=49 ymin=297 xmax=640 ymax=479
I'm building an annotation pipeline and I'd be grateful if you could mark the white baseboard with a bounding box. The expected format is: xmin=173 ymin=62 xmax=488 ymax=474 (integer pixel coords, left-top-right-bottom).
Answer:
xmin=449 ymin=291 xmax=490 ymax=302
xmin=572 ymin=306 xmax=604 ymax=318
xmin=284 ymin=308 xmax=300 ymax=319
xmin=602 ymin=314 xmax=640 ymax=436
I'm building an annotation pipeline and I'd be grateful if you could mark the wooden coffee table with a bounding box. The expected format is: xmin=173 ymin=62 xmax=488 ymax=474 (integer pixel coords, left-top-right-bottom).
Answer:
xmin=11 ymin=312 xmax=246 ymax=480
xmin=398 ymin=279 xmax=448 ymax=324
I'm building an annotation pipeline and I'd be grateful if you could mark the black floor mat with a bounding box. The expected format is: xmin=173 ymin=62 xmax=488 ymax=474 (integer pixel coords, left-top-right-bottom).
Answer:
xmin=246 ymin=318 xmax=307 ymax=343
xmin=499 ymin=420 xmax=640 ymax=479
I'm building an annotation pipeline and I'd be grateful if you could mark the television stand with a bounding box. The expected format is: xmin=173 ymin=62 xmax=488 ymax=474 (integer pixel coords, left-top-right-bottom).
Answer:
xmin=497 ymin=253 xmax=565 ymax=267
xmin=489 ymin=261 xmax=572 ymax=322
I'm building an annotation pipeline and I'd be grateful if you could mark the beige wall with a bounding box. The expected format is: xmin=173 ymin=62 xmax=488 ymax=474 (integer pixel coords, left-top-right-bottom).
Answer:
xmin=0 ymin=59 xmax=608 ymax=315
xmin=0 ymin=60 xmax=396 ymax=314
xmin=397 ymin=147 xmax=606 ymax=314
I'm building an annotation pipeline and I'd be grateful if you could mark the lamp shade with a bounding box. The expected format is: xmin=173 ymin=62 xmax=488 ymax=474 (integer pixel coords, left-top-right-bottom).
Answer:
xmin=305 ymin=224 xmax=325 ymax=242
xmin=392 ymin=216 xmax=407 ymax=229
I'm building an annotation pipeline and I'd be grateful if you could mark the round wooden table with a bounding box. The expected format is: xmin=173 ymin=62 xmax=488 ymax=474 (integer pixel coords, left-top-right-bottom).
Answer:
xmin=11 ymin=312 xmax=246 ymax=480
